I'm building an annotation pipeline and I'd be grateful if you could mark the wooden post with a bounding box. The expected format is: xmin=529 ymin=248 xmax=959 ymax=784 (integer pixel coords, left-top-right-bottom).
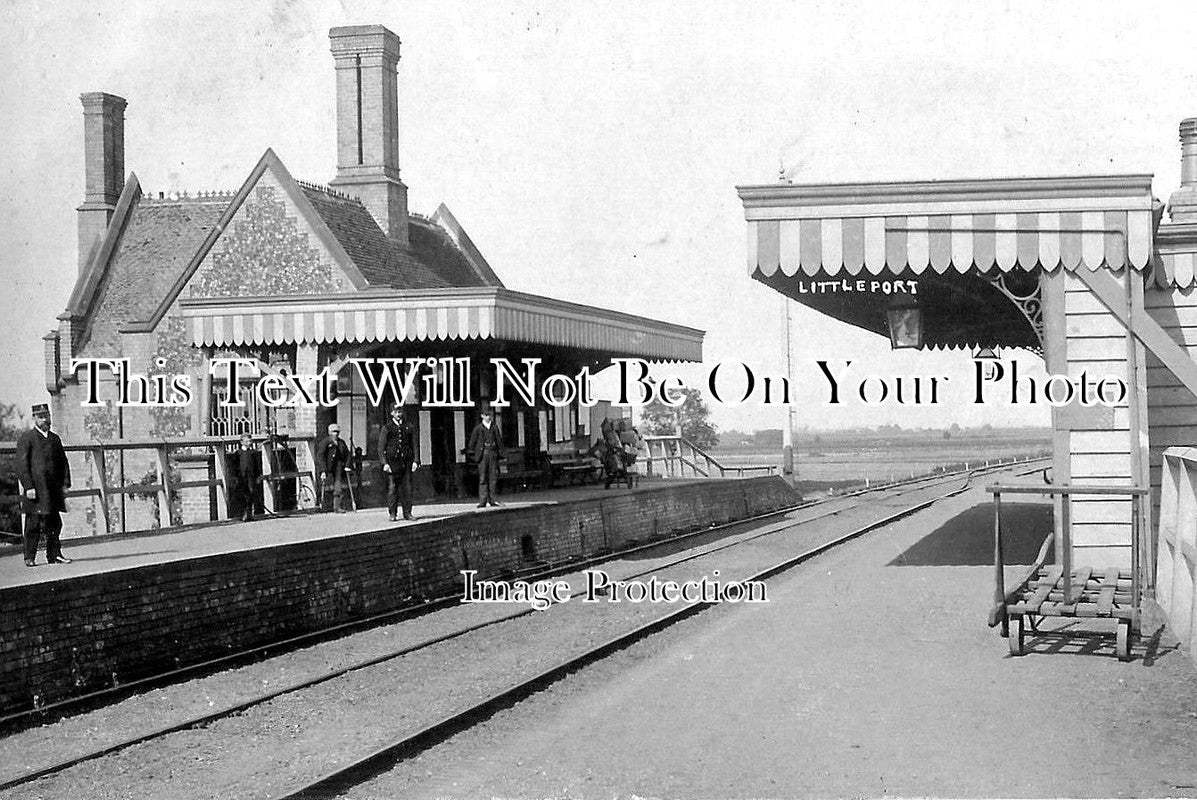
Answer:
xmin=1131 ymin=493 xmax=1141 ymax=632
xmin=993 ymin=491 xmax=1007 ymax=637
xmin=299 ymin=438 xmax=318 ymax=510
xmin=1060 ymin=492 xmax=1073 ymax=604
xmin=93 ymin=447 xmax=112 ymax=535
xmin=212 ymin=442 xmax=230 ymax=520
xmin=154 ymin=443 xmax=175 ymax=528
xmin=261 ymin=440 xmax=276 ymax=513
xmin=1126 ymin=270 xmax=1153 ymax=598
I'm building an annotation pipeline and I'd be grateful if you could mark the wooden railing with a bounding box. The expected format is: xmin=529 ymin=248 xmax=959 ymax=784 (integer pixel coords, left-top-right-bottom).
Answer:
xmin=641 ymin=435 xmax=776 ymax=479
xmin=1157 ymin=446 xmax=1197 ymax=663
xmin=0 ymin=435 xmax=319 ymax=536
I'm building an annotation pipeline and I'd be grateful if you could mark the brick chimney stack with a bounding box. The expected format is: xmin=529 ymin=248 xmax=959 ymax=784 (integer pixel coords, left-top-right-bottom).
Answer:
xmin=328 ymin=25 xmax=409 ymax=245
xmin=77 ymin=92 xmax=127 ymax=272
xmin=1169 ymin=117 xmax=1197 ymax=222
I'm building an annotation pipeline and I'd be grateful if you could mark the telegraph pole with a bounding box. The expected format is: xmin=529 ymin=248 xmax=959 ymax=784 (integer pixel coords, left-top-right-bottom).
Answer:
xmin=782 ymin=297 xmax=796 ymax=484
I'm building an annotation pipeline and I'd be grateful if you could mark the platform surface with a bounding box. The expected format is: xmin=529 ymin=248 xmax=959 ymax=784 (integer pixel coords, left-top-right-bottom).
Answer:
xmin=0 ymin=478 xmax=703 ymax=590
xmin=381 ymin=486 xmax=1197 ymax=798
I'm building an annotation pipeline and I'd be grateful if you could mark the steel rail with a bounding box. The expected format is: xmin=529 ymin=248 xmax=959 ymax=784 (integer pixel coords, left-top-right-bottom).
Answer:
xmin=0 ymin=460 xmax=1044 ymax=793
xmin=270 ymin=471 xmax=984 ymax=799
xmin=2 ymin=457 xmax=1029 ymax=732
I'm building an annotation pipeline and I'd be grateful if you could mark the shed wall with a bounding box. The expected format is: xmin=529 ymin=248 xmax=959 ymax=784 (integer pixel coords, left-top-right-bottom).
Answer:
xmin=1144 ymin=284 xmax=1197 ymax=529
xmin=1061 ymin=271 xmax=1139 ymax=566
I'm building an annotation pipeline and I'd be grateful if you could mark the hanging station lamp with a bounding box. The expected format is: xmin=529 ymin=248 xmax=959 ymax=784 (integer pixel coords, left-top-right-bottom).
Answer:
xmin=885 ymin=294 xmax=924 ymax=349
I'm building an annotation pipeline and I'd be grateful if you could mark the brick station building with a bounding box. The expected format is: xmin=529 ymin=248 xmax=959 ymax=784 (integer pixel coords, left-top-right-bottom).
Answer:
xmin=44 ymin=25 xmax=702 ymax=533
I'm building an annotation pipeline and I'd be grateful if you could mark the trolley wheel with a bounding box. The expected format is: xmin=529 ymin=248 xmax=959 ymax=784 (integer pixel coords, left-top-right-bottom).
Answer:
xmin=1116 ymin=618 xmax=1132 ymax=662
xmin=1008 ymin=614 xmax=1025 ymax=656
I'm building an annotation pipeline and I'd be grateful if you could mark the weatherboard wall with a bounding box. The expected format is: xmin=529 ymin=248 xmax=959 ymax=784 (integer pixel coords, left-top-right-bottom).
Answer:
xmin=1059 ymin=270 xmax=1140 ymax=567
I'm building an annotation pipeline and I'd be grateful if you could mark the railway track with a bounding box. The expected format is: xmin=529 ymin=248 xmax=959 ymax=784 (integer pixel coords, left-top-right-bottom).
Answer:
xmin=0 ymin=460 xmax=1045 ymax=796
xmin=0 ymin=461 xmax=1007 ymax=734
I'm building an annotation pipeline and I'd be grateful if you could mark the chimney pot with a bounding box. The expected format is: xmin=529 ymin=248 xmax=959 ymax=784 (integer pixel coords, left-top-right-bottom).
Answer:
xmin=1180 ymin=117 xmax=1197 ymax=187
xmin=1168 ymin=117 xmax=1197 ymax=222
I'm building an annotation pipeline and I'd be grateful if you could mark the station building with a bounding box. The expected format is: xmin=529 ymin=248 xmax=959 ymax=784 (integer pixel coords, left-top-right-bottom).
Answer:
xmin=739 ymin=118 xmax=1197 ymax=573
xmin=44 ymin=25 xmax=702 ymax=533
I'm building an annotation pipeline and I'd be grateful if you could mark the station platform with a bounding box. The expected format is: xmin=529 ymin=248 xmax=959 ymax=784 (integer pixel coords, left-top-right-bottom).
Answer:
xmin=388 ymin=484 xmax=1197 ymax=798
xmin=0 ymin=475 xmax=800 ymax=716
xmin=0 ymin=479 xmax=701 ymax=590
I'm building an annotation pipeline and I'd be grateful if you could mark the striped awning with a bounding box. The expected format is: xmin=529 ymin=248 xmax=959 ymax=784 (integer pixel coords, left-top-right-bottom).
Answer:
xmin=1158 ymin=250 xmax=1197 ymax=287
xmin=176 ymin=288 xmax=703 ymax=362
xmin=738 ymin=176 xmax=1175 ymax=285
xmin=1156 ymin=220 xmax=1197 ymax=287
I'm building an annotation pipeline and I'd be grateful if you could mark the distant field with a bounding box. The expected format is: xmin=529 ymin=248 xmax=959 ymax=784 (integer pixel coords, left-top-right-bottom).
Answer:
xmin=708 ymin=434 xmax=1051 ymax=486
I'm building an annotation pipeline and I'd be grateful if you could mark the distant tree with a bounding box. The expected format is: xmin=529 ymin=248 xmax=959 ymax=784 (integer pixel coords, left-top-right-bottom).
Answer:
xmin=0 ymin=402 xmax=26 ymax=538
xmin=640 ymin=387 xmax=719 ymax=449
xmin=0 ymin=402 xmax=25 ymax=440
xmin=752 ymin=428 xmax=783 ymax=448
xmin=721 ymin=428 xmax=747 ymax=445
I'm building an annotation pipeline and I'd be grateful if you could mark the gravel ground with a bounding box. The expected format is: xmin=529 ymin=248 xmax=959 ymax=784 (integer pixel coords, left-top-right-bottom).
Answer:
xmin=0 ymin=492 xmax=867 ymax=785
xmin=346 ymin=485 xmax=1197 ymax=800
xmin=0 ymin=477 xmax=955 ymax=799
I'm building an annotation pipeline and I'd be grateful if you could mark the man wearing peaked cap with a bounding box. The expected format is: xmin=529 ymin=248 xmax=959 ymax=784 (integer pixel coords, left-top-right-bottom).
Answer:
xmin=15 ymin=404 xmax=73 ymax=566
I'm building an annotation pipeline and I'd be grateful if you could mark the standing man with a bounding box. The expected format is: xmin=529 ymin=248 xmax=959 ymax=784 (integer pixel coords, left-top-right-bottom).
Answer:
xmin=378 ymin=403 xmax=418 ymax=521
xmin=233 ymin=433 xmax=262 ymax=522
xmin=16 ymin=404 xmax=72 ymax=567
xmin=318 ymin=423 xmax=352 ymax=513
xmin=467 ymin=407 xmax=503 ymax=508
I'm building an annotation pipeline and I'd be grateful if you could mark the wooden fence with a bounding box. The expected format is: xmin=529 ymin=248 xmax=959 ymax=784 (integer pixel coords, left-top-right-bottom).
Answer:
xmin=642 ymin=435 xmax=776 ymax=479
xmin=0 ymin=435 xmax=318 ymax=536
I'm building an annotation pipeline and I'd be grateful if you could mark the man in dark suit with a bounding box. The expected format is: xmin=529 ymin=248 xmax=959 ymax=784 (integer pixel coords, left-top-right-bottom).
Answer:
xmin=318 ymin=423 xmax=352 ymax=512
xmin=467 ymin=407 xmax=503 ymax=508
xmin=233 ymin=433 xmax=262 ymax=522
xmin=378 ymin=403 xmax=419 ymax=521
xmin=16 ymin=404 xmax=72 ymax=567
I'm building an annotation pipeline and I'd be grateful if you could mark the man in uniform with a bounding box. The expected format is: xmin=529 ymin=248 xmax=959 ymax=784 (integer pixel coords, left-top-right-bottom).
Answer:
xmin=378 ymin=403 xmax=418 ymax=521
xmin=16 ymin=404 xmax=72 ymax=566
xmin=467 ymin=407 xmax=503 ymax=508
xmin=318 ymin=423 xmax=353 ymax=513
xmin=233 ymin=432 xmax=262 ymax=522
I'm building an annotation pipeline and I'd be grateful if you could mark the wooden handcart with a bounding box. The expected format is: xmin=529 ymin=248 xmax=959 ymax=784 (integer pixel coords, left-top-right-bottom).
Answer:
xmin=987 ymin=483 xmax=1150 ymax=661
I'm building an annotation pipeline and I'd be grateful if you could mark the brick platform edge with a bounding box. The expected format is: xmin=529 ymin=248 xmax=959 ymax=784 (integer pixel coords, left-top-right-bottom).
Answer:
xmin=0 ymin=477 xmax=798 ymax=715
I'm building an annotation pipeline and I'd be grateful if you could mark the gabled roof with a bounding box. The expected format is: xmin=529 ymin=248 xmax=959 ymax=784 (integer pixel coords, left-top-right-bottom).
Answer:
xmin=64 ymin=174 xmax=229 ymax=354
xmin=93 ymin=148 xmax=502 ymax=334
xmin=298 ymin=185 xmax=495 ymax=289
xmin=429 ymin=203 xmax=505 ymax=288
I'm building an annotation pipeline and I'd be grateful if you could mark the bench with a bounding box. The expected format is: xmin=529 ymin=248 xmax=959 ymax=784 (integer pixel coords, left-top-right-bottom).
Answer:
xmin=497 ymin=448 xmax=548 ymax=493
xmin=546 ymin=441 xmax=598 ymax=486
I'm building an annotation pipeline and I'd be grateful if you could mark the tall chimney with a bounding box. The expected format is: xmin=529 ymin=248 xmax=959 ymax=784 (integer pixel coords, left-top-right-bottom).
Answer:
xmin=328 ymin=25 xmax=409 ymax=245
xmin=1169 ymin=117 xmax=1197 ymax=222
xmin=77 ymin=92 xmax=127 ymax=272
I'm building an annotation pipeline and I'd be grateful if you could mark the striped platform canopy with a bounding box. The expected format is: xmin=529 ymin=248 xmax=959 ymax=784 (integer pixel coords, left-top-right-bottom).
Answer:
xmin=176 ymin=287 xmax=703 ymax=363
xmin=738 ymin=175 xmax=1162 ymax=350
xmin=1157 ymin=222 xmax=1197 ymax=288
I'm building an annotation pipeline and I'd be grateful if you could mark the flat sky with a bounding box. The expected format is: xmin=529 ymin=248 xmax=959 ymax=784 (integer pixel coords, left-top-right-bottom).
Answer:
xmin=2 ymin=1 xmax=1195 ymax=433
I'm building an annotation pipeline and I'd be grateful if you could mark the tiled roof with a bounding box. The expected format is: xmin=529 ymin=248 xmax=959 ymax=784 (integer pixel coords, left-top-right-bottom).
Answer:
xmin=300 ymin=186 xmax=491 ymax=289
xmin=78 ymin=194 xmax=226 ymax=355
